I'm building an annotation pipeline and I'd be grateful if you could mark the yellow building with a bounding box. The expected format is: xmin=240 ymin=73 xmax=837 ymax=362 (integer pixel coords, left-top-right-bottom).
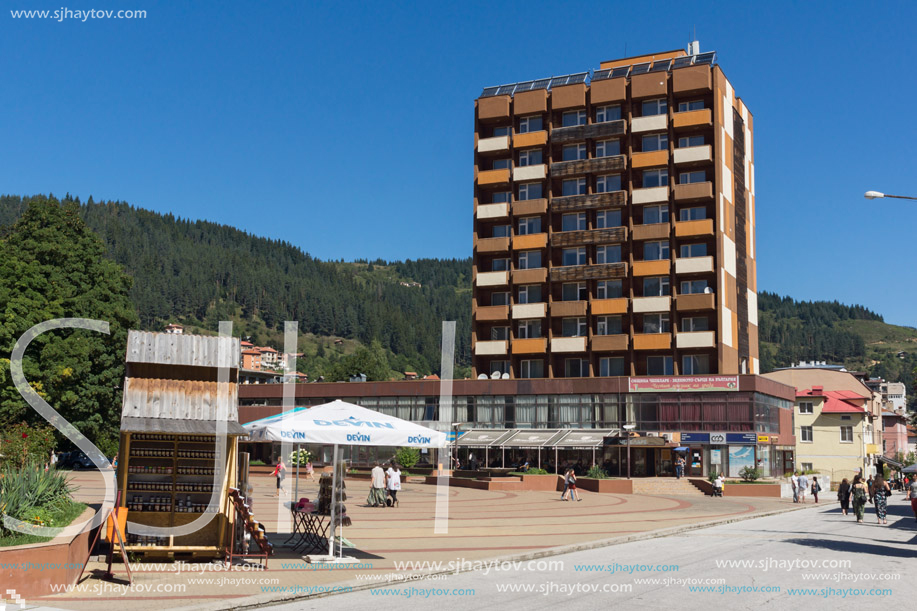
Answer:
xmin=794 ymin=386 xmax=870 ymax=480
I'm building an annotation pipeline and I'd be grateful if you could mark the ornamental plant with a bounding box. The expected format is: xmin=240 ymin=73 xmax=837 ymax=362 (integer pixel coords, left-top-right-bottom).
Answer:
xmin=586 ymin=465 xmax=609 ymax=479
xmin=0 ymin=423 xmax=56 ymax=468
xmin=289 ymin=448 xmax=312 ymax=466
xmin=395 ymin=447 xmax=419 ymax=470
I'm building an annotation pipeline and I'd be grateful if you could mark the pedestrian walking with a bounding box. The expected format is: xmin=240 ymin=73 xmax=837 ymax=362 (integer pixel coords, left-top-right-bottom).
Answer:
xmin=560 ymin=466 xmax=572 ymax=500
xmin=811 ymin=476 xmax=821 ymax=503
xmin=271 ymin=458 xmax=286 ymax=496
xmin=837 ymin=478 xmax=851 ymax=515
xmin=871 ymin=475 xmax=891 ymax=525
xmin=367 ymin=461 xmax=387 ymax=507
xmin=304 ymin=460 xmax=315 ymax=482
xmin=908 ymin=477 xmax=917 ymax=523
xmin=851 ymin=474 xmax=868 ymax=523
xmin=797 ymin=472 xmax=809 ymax=503
xmin=675 ymin=455 xmax=685 ymax=479
xmin=469 ymin=453 xmax=478 ymax=472
xmin=791 ymin=471 xmax=799 ymax=503
xmin=563 ymin=468 xmax=581 ymax=502
xmin=386 ymin=461 xmax=402 ymax=507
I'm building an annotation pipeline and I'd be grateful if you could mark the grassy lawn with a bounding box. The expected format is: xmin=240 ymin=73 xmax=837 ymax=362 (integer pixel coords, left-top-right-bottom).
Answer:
xmin=0 ymin=501 xmax=88 ymax=547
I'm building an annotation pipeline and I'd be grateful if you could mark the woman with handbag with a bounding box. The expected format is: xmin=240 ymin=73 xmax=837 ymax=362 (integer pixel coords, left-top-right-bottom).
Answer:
xmin=871 ymin=475 xmax=891 ymax=525
xmin=836 ymin=478 xmax=851 ymax=515
xmin=811 ymin=476 xmax=821 ymax=503
xmin=850 ymin=474 xmax=868 ymax=523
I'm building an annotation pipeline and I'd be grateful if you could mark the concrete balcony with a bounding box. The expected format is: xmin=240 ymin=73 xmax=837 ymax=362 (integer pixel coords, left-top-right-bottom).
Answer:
xmin=674 ymin=145 xmax=712 ymax=164
xmin=512 ymin=233 xmax=548 ymax=250
xmin=474 ymin=305 xmax=510 ymax=321
xmin=477 ymin=135 xmax=510 ymax=153
xmin=475 ymin=271 xmax=509 ymax=287
xmin=513 ymin=164 xmax=547 ymax=182
xmin=550 ymin=262 xmax=627 ymax=283
xmin=551 ymin=301 xmax=587 ymax=317
xmin=474 ymin=340 xmax=508 ymax=356
xmin=550 ymin=120 xmax=625 ymax=143
xmin=550 ymin=155 xmax=625 ymax=177
xmin=552 ymin=227 xmax=627 ymax=247
xmin=672 ymin=108 xmax=712 ymax=128
xmin=674 ymin=182 xmax=713 ymax=202
xmin=552 ymin=337 xmax=587 ymax=353
xmin=676 ymin=331 xmax=715 ymax=349
xmin=632 ymin=150 xmax=669 ymax=169
xmin=632 ymin=223 xmax=670 ymax=242
xmin=512 ymin=198 xmax=547 ymax=216
xmin=633 ymin=333 xmax=672 ymax=350
xmin=477 ymin=169 xmax=511 ymax=186
xmin=676 ymin=293 xmax=716 ymax=311
xmin=633 ymin=296 xmax=672 ymax=313
xmin=476 ymin=237 xmax=510 ymax=254
xmin=591 ymin=298 xmax=628 ymax=315
xmin=673 ymin=66 xmax=712 ymax=94
xmin=632 ymin=186 xmax=669 ymax=204
xmin=632 ymin=260 xmax=670 ymax=277
xmin=591 ymin=334 xmax=629 ymax=352
xmin=675 ymin=219 xmax=714 ymax=237
xmin=512 ymin=130 xmax=548 ymax=148
xmin=512 ymin=302 xmax=547 ymax=319
xmin=551 ymin=190 xmax=626 ymax=212
xmin=511 ymin=338 xmax=547 ymax=354
xmin=513 ymin=268 xmax=547 ymax=284
xmin=478 ymin=95 xmax=511 ymax=120
xmin=675 ymin=256 xmax=714 ymax=274
xmin=631 ymin=114 xmax=667 ymax=133
xmin=476 ymin=203 xmax=509 ymax=220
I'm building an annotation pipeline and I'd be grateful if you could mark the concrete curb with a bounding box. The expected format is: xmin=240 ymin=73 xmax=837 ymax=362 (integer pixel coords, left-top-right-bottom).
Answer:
xmin=173 ymin=502 xmax=815 ymax=611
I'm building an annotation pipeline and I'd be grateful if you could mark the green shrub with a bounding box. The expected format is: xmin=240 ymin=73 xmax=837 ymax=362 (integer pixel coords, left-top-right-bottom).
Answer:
xmin=510 ymin=468 xmax=549 ymax=475
xmin=395 ymin=447 xmax=420 ymax=470
xmin=249 ymin=459 xmax=265 ymax=466
xmin=708 ymin=469 xmax=719 ymax=484
xmin=0 ymin=423 xmax=57 ymax=469
xmin=586 ymin=465 xmax=609 ymax=479
xmin=0 ymin=460 xmax=78 ymax=539
xmin=739 ymin=466 xmax=762 ymax=482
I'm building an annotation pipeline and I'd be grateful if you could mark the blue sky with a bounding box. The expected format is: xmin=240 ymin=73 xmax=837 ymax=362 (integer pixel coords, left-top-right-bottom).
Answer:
xmin=2 ymin=1 xmax=915 ymax=326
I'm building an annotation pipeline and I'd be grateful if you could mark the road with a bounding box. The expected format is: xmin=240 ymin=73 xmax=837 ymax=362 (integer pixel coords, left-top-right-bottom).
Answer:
xmin=269 ymin=496 xmax=916 ymax=611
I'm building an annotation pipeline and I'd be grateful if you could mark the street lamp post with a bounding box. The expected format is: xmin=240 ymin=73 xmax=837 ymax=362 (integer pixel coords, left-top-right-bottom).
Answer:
xmin=864 ymin=191 xmax=917 ymax=201
xmin=623 ymin=424 xmax=636 ymax=479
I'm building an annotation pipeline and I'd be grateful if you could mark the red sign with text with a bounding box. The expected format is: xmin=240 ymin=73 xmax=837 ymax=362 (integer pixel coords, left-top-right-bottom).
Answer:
xmin=628 ymin=376 xmax=739 ymax=393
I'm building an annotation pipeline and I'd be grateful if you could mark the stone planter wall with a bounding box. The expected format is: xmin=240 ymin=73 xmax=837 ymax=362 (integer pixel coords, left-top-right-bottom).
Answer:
xmin=576 ymin=478 xmax=634 ymax=494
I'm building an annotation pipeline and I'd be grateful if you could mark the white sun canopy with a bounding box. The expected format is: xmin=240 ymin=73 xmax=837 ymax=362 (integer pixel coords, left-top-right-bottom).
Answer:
xmin=243 ymin=399 xmax=448 ymax=448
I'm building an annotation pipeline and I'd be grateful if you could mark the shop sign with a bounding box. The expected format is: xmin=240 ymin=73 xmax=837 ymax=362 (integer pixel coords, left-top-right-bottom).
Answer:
xmin=680 ymin=432 xmax=710 ymax=443
xmin=757 ymin=435 xmax=769 ymax=443
xmin=726 ymin=433 xmax=757 ymax=444
xmin=628 ymin=375 xmax=739 ymax=393
xmin=710 ymin=433 xmax=727 ymax=445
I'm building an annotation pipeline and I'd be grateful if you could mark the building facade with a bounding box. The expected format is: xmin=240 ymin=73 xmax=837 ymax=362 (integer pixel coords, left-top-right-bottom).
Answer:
xmin=794 ymin=386 xmax=870 ymax=480
xmin=472 ymin=46 xmax=758 ymax=380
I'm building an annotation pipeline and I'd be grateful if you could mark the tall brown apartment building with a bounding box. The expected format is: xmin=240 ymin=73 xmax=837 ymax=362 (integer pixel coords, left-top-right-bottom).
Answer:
xmin=472 ymin=47 xmax=758 ymax=380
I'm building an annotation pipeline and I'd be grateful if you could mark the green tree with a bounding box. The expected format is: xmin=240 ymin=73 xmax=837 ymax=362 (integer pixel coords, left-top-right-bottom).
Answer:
xmin=0 ymin=197 xmax=139 ymax=454
xmin=328 ymin=339 xmax=392 ymax=381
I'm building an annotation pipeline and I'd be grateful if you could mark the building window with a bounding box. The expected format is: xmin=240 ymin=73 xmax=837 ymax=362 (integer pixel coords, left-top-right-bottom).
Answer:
xmin=565 ymin=358 xmax=589 ymax=377
xmin=647 ymin=355 xmax=674 ymax=375
xmin=682 ymin=354 xmax=710 ymax=374
xmin=490 ymin=291 xmax=509 ymax=306
xmin=677 ymin=100 xmax=704 ymax=112
xmin=517 ymin=285 xmax=542 ymax=304
xmin=562 ymin=178 xmax=587 ymax=196
xmin=643 ymin=240 xmax=670 ymax=261
xmin=519 ymin=359 xmax=544 ymax=378
xmin=596 ymin=280 xmax=623 ymax=299
xmin=562 ymin=144 xmax=586 ymax=161
xmin=596 ymin=315 xmax=623 ymax=335
xmin=679 ymin=243 xmax=707 ymax=258
xmin=492 ymin=126 xmax=511 ymax=137
xmin=679 ymin=171 xmax=707 ymax=184
xmin=490 ymin=326 xmax=510 ymax=340
xmin=517 ymin=216 xmax=542 ymax=235
xmin=562 ymin=282 xmax=587 ymax=301
xmin=678 ymin=135 xmax=705 ymax=148
xmin=596 ymin=245 xmax=621 ymax=264
xmin=643 ymin=276 xmax=670 ymax=297
xmin=562 ymin=317 xmax=587 ymax=337
xmin=599 ymin=357 xmax=626 ymax=376
xmin=642 ymin=133 xmax=668 ymax=152
xmin=596 ymin=105 xmax=622 ymax=122
xmin=491 ymin=258 xmax=510 ymax=272
xmin=517 ymin=250 xmax=542 ymax=269
xmin=518 ymin=182 xmax=543 ymax=200
xmin=840 ymin=426 xmax=854 ymax=443
xmin=518 ymin=115 xmax=543 ymax=133
xmin=840 ymin=415 xmax=851 ymax=421
xmin=679 ymin=206 xmax=706 ymax=221
xmin=596 ymin=174 xmax=622 ymax=193
xmin=491 ymin=224 xmax=511 ymax=238
xmin=798 ymin=402 xmax=814 ymax=415
xmin=642 ymin=99 xmax=667 ymax=116
xmin=596 ymin=209 xmax=622 ymax=228
xmin=517 ymin=319 xmax=542 ymax=339
xmin=595 ymin=139 xmax=621 ymax=158
xmin=491 ymin=191 xmax=511 ymax=203
xmin=562 ymin=213 xmax=586 ymax=232
xmin=643 ymin=169 xmax=669 ymax=188
xmin=490 ymin=360 xmax=510 ymax=375
xmin=562 ymin=247 xmax=586 ymax=266
xmin=562 ymin=110 xmax=587 ymax=127
xmin=518 ymin=149 xmax=543 ymax=167
xmin=681 ymin=316 xmax=708 ymax=332
xmin=800 ymin=426 xmax=813 ymax=443
xmin=492 ymin=158 xmax=511 ymax=170
xmin=680 ymin=279 xmax=708 ymax=294
xmin=643 ymin=204 xmax=669 ymax=224
xmin=643 ymin=313 xmax=670 ymax=334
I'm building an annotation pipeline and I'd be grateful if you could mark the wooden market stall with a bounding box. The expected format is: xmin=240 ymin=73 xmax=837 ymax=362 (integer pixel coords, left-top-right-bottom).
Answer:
xmin=116 ymin=331 xmax=247 ymax=559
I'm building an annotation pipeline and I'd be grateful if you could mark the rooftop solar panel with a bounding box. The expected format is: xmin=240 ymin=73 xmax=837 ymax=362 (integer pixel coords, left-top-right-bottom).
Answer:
xmin=672 ymin=56 xmax=694 ymax=69
xmin=480 ymin=87 xmax=500 ymax=97
xmin=630 ymin=62 xmax=651 ymax=75
xmin=610 ymin=66 xmax=630 ymax=78
xmin=650 ymin=59 xmax=672 ymax=72
xmin=514 ymin=81 xmax=535 ymax=93
xmin=549 ymin=76 xmax=569 ymax=87
xmin=694 ymin=51 xmax=716 ymax=65
xmin=569 ymin=72 xmax=588 ymax=84
xmin=532 ymin=79 xmax=551 ymax=89
xmin=497 ymin=85 xmax=516 ymax=95
xmin=591 ymin=69 xmax=612 ymax=81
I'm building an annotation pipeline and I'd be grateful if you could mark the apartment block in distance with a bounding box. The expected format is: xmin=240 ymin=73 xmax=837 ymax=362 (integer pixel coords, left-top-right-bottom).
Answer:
xmin=472 ymin=44 xmax=758 ymax=379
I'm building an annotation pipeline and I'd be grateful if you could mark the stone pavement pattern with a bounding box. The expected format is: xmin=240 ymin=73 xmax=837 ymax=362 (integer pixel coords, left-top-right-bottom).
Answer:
xmin=27 ymin=470 xmax=805 ymax=610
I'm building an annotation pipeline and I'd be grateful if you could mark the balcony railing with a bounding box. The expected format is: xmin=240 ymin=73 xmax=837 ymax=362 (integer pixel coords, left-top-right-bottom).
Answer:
xmin=549 ymin=262 xmax=627 ymax=282
xmin=551 ymin=191 xmax=626 ymax=212
xmin=549 ymin=155 xmax=625 ymax=177
xmin=552 ymin=227 xmax=627 ymax=247
xmin=550 ymin=120 xmax=625 ymax=143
